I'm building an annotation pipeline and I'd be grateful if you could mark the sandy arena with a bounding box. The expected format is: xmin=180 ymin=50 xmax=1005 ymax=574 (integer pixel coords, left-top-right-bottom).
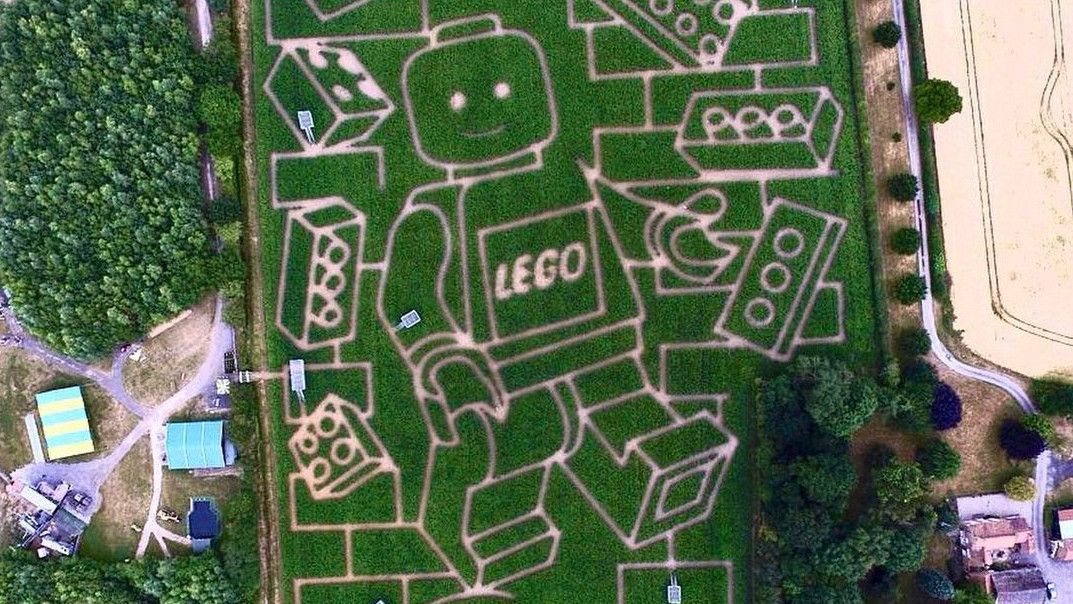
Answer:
xmin=921 ymin=0 xmax=1073 ymax=379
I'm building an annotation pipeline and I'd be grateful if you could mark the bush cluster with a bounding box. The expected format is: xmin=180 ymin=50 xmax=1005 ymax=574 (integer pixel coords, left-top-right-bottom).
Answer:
xmin=892 ymin=274 xmax=927 ymax=304
xmin=887 ymin=173 xmax=920 ymax=202
xmin=873 ymin=21 xmax=902 ymax=48
xmin=890 ymin=227 xmax=922 ymax=255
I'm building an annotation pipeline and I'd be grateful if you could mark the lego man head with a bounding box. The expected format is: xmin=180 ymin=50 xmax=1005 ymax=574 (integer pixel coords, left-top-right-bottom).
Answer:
xmin=402 ymin=16 xmax=559 ymax=171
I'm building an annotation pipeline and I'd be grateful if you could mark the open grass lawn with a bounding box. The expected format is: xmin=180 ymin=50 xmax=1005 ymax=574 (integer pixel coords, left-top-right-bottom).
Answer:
xmin=122 ymin=295 xmax=217 ymax=406
xmin=250 ymin=0 xmax=878 ymax=601
xmin=0 ymin=348 xmax=136 ymax=468
xmin=159 ymin=469 xmax=243 ymax=538
xmin=80 ymin=437 xmax=152 ymax=562
xmin=0 ymin=349 xmax=55 ymax=469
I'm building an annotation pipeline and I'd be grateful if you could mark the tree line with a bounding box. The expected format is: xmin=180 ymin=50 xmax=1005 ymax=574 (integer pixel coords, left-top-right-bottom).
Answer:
xmin=0 ymin=549 xmax=240 ymax=604
xmin=0 ymin=0 xmax=225 ymax=357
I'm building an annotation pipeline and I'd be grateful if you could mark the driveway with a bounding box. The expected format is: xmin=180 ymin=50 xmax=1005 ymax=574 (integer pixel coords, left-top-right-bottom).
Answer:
xmin=891 ymin=0 xmax=1071 ymax=596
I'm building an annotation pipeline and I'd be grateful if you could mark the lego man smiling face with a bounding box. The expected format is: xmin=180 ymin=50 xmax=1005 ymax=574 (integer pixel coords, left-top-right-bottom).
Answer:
xmin=403 ymin=18 xmax=558 ymax=169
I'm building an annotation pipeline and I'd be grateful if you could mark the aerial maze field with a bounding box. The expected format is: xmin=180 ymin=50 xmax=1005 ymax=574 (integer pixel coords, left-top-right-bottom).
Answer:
xmin=251 ymin=0 xmax=877 ymax=602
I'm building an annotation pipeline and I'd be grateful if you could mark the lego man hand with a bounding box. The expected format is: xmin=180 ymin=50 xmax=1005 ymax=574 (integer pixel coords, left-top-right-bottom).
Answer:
xmin=411 ymin=339 xmax=504 ymax=445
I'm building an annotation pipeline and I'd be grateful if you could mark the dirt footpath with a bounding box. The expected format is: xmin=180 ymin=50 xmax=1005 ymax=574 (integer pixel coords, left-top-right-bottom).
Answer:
xmin=920 ymin=0 xmax=1073 ymax=379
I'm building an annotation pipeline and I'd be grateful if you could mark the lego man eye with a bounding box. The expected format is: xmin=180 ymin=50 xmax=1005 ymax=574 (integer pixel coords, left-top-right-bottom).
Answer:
xmin=494 ymin=82 xmax=512 ymax=99
xmin=450 ymin=91 xmax=467 ymax=112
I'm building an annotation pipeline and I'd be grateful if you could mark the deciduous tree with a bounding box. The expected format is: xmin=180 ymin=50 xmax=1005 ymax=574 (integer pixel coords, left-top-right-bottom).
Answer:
xmin=999 ymin=418 xmax=1047 ymax=460
xmin=917 ymin=438 xmax=961 ymax=480
xmin=887 ymin=172 xmax=919 ymax=202
xmin=915 ymin=568 xmax=955 ymax=600
xmin=914 ymin=79 xmax=963 ymax=124
xmin=897 ymin=327 xmax=931 ymax=357
xmin=873 ymin=21 xmax=902 ymax=48
xmin=931 ymin=383 xmax=963 ymax=430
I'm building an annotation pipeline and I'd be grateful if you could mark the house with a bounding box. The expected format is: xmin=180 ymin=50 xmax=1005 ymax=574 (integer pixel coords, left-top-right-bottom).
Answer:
xmin=989 ymin=567 xmax=1048 ymax=604
xmin=164 ymin=421 xmax=237 ymax=471
xmin=1052 ymin=508 xmax=1073 ymax=561
xmin=959 ymin=516 xmax=1035 ymax=570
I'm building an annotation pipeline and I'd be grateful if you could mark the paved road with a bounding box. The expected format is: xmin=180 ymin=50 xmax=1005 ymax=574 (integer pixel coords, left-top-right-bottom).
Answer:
xmin=3 ymin=312 xmax=147 ymax=418
xmin=890 ymin=0 xmax=1068 ymax=594
xmin=9 ymin=298 xmax=231 ymax=526
xmin=136 ymin=298 xmax=231 ymax=558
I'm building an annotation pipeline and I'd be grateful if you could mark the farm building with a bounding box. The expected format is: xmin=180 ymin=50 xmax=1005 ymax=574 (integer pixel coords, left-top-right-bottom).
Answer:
xmin=1051 ymin=508 xmax=1073 ymax=561
xmin=34 ymin=386 xmax=94 ymax=460
xmin=164 ymin=421 xmax=236 ymax=470
xmin=186 ymin=497 xmax=221 ymax=553
xmin=988 ymin=567 xmax=1048 ymax=603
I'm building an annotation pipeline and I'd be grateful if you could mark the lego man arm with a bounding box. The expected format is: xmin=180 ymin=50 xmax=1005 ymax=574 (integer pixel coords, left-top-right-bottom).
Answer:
xmin=380 ymin=196 xmax=503 ymax=426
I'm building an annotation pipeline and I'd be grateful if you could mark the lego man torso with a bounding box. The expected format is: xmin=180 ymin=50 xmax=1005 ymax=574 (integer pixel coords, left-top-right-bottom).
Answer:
xmin=384 ymin=164 xmax=641 ymax=393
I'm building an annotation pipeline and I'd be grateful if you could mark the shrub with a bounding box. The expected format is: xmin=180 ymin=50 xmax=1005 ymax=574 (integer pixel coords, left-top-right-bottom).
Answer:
xmin=880 ymin=359 xmax=901 ymax=388
xmin=917 ymin=438 xmax=961 ymax=480
xmin=936 ymin=503 xmax=959 ymax=532
xmin=931 ymin=269 xmax=949 ymax=299
xmin=1033 ymin=379 xmax=1073 ymax=417
xmin=952 ymin=583 xmax=993 ymax=604
xmin=916 ymin=568 xmax=956 ymax=600
xmin=875 ymin=460 xmax=928 ymax=518
xmin=887 ymin=172 xmax=919 ymax=201
xmin=1004 ymin=475 xmax=1036 ymax=501
xmin=1021 ymin=414 xmax=1058 ymax=447
xmin=931 ymin=383 xmax=963 ymax=430
xmin=902 ymin=359 xmax=938 ymax=388
xmin=210 ymin=195 xmax=243 ymax=225
xmin=892 ymin=274 xmax=927 ymax=304
xmin=873 ymin=21 xmax=902 ymax=48
xmin=999 ymin=418 xmax=1047 ymax=460
xmin=192 ymin=17 xmax=239 ymax=86
xmin=198 ymin=84 xmax=243 ymax=157
xmin=914 ymin=78 xmax=963 ymax=124
xmin=898 ymin=327 xmax=931 ymax=357
xmin=890 ymin=227 xmax=921 ymax=254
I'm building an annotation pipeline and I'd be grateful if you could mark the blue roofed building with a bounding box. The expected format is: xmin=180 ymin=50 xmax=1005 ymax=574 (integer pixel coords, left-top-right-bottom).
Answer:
xmin=186 ymin=497 xmax=221 ymax=554
xmin=164 ymin=421 xmax=236 ymax=470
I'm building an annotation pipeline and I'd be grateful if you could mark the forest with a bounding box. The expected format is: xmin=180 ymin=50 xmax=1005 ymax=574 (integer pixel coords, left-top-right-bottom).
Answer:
xmin=0 ymin=548 xmax=240 ymax=604
xmin=0 ymin=0 xmax=218 ymax=357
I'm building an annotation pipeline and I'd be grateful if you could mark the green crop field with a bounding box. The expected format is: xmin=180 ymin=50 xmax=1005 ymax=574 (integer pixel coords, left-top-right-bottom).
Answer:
xmin=249 ymin=0 xmax=878 ymax=602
